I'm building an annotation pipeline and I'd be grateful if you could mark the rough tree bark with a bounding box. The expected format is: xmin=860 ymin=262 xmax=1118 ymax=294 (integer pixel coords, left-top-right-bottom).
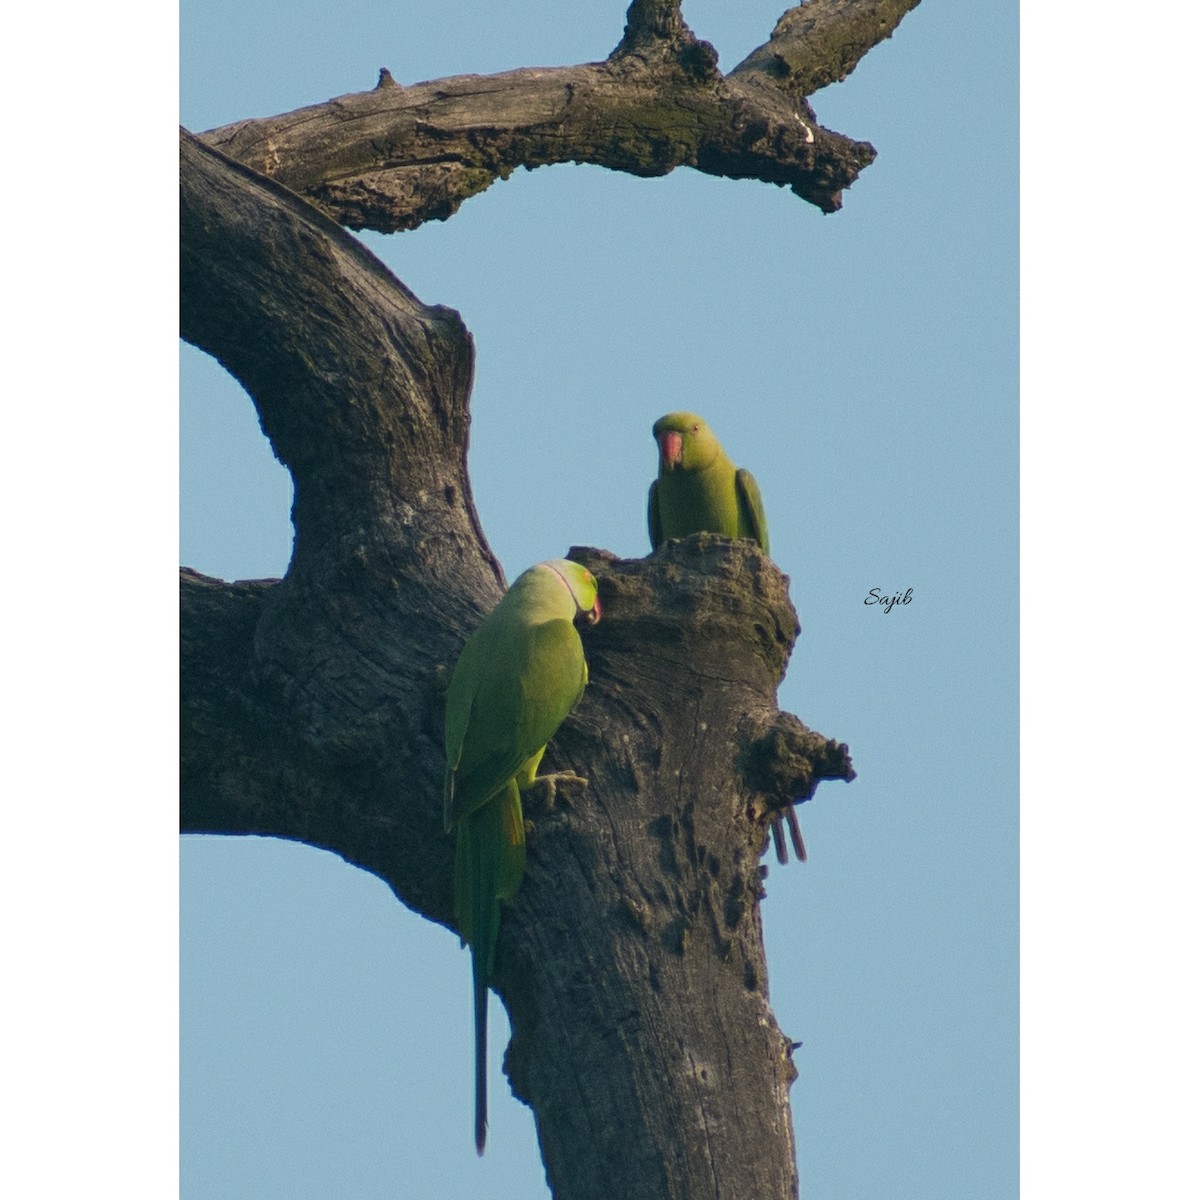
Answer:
xmin=198 ymin=0 xmax=920 ymax=230
xmin=181 ymin=4 xmax=918 ymax=1198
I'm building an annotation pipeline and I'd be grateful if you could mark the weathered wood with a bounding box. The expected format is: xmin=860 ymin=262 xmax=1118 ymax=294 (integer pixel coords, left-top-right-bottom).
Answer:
xmin=731 ymin=0 xmax=924 ymax=97
xmin=181 ymin=126 xmax=503 ymax=922
xmin=194 ymin=0 xmax=920 ymax=230
xmin=503 ymin=542 xmax=852 ymax=1200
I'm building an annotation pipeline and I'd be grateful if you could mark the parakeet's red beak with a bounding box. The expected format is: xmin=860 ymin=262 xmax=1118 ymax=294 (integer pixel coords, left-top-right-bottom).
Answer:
xmin=578 ymin=597 xmax=601 ymax=627
xmin=657 ymin=429 xmax=683 ymax=469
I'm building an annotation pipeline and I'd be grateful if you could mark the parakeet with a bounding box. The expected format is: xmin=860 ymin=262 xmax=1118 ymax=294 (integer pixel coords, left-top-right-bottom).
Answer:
xmin=443 ymin=558 xmax=601 ymax=1154
xmin=648 ymin=411 xmax=769 ymax=554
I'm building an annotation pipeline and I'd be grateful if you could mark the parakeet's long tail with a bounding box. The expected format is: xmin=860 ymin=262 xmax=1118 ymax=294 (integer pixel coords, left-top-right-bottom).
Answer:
xmin=473 ymin=951 xmax=488 ymax=1155
xmin=458 ymin=780 xmax=526 ymax=1156
xmin=461 ymin=814 xmax=497 ymax=1156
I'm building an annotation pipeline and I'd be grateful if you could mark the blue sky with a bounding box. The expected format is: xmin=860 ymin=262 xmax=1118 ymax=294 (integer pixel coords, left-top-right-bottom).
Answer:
xmin=180 ymin=4 xmax=1018 ymax=1198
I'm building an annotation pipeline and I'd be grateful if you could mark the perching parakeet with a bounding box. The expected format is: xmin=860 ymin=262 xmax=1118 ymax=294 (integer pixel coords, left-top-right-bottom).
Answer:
xmin=648 ymin=411 xmax=770 ymax=555
xmin=443 ymin=558 xmax=601 ymax=1154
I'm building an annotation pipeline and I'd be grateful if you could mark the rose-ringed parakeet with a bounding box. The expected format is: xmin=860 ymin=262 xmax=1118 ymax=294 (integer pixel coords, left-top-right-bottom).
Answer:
xmin=648 ymin=411 xmax=769 ymax=554
xmin=443 ymin=558 xmax=601 ymax=1154
xmin=647 ymin=413 xmax=805 ymax=862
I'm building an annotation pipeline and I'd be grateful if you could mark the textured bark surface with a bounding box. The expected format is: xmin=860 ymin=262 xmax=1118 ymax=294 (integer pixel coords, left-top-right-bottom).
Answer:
xmin=179 ymin=4 xmax=921 ymax=1196
xmin=501 ymin=543 xmax=852 ymax=1200
xmin=730 ymin=0 xmax=924 ymax=97
xmin=197 ymin=0 xmax=921 ymax=230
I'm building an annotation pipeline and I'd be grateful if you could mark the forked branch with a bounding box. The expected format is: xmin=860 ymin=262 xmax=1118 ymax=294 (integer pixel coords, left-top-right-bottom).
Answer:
xmin=196 ymin=0 xmax=921 ymax=230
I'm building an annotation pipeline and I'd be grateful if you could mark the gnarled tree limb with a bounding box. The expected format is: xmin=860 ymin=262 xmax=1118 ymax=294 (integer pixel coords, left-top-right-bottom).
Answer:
xmin=195 ymin=0 xmax=921 ymax=230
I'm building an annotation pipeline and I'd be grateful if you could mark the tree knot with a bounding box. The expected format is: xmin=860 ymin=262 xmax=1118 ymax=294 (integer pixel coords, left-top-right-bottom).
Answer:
xmin=737 ymin=711 xmax=855 ymax=814
xmin=677 ymin=38 xmax=720 ymax=82
xmin=611 ymin=2 xmax=720 ymax=82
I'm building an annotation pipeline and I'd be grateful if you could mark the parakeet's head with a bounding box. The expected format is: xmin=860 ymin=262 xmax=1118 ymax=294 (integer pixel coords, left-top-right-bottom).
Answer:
xmin=652 ymin=412 xmax=721 ymax=473
xmin=535 ymin=559 xmax=602 ymax=626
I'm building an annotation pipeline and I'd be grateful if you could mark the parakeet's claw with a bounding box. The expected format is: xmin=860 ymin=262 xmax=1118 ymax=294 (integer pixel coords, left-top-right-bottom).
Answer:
xmin=528 ymin=770 xmax=589 ymax=809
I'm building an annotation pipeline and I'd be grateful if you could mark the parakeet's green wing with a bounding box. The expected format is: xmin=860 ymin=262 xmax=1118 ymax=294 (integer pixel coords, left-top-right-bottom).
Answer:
xmin=648 ymin=479 xmax=664 ymax=550
xmin=444 ymin=628 xmax=486 ymax=808
xmin=735 ymin=468 xmax=770 ymax=554
xmin=445 ymin=617 xmax=587 ymax=829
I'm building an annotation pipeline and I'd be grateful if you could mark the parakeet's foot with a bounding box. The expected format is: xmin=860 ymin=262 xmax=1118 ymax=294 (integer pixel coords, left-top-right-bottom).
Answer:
xmin=526 ymin=771 xmax=589 ymax=810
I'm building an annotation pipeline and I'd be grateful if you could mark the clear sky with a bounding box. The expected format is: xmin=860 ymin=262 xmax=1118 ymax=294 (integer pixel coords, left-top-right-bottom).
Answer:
xmin=181 ymin=3 xmax=1018 ymax=1197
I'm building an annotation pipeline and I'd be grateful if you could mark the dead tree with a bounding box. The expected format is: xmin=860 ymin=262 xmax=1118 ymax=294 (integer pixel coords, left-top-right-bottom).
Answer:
xmin=181 ymin=4 xmax=919 ymax=1197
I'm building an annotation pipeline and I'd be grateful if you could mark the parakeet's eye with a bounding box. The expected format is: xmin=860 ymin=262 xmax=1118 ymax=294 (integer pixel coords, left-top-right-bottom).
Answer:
xmin=691 ymin=424 xmax=699 ymax=433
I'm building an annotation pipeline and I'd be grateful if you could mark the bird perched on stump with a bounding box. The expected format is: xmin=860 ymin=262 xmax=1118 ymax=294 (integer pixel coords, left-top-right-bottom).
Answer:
xmin=443 ymin=558 xmax=601 ymax=1154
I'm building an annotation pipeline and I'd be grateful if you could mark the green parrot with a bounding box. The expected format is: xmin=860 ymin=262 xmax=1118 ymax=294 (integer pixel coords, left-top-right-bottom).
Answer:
xmin=443 ymin=558 xmax=601 ymax=1154
xmin=648 ymin=411 xmax=770 ymax=554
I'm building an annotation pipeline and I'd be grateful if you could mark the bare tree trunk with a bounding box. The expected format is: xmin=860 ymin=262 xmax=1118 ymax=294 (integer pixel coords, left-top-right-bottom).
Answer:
xmin=181 ymin=4 xmax=919 ymax=1196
